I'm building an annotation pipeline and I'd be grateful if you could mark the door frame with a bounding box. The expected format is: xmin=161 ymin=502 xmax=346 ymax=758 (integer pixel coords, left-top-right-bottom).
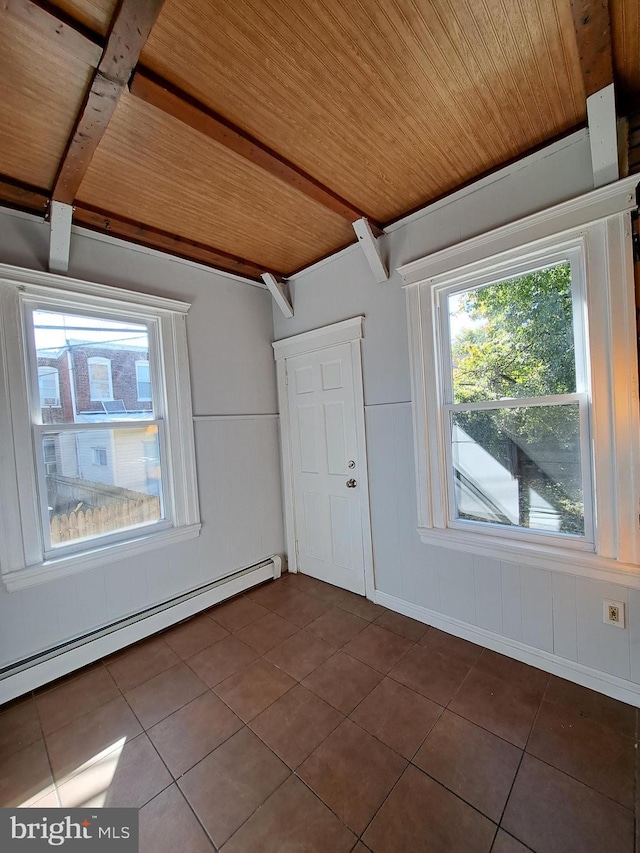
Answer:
xmin=272 ymin=316 xmax=375 ymax=600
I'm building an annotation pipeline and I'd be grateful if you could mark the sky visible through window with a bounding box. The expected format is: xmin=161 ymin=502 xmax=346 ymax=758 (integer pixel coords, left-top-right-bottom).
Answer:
xmin=33 ymin=311 xmax=148 ymax=353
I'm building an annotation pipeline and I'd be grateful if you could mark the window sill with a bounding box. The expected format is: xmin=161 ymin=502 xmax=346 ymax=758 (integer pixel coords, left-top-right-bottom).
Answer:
xmin=2 ymin=523 xmax=201 ymax=592
xmin=417 ymin=526 xmax=640 ymax=588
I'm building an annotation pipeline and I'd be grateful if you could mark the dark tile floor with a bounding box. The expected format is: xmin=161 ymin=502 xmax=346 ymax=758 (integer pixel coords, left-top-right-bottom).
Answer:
xmin=1 ymin=571 xmax=638 ymax=852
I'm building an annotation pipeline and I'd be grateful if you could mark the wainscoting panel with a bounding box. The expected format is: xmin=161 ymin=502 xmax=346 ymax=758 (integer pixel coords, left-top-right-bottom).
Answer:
xmin=0 ymin=415 xmax=284 ymax=670
xmin=365 ymin=402 xmax=640 ymax=689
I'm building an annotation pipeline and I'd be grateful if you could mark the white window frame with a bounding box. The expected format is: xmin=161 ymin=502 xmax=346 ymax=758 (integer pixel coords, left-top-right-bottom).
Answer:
xmin=0 ymin=265 xmax=201 ymax=592
xmin=87 ymin=356 xmax=113 ymax=402
xmin=91 ymin=446 xmax=108 ymax=466
xmin=27 ymin=309 xmax=171 ymax=562
xmin=38 ymin=365 xmax=60 ymax=407
xmin=43 ymin=437 xmax=57 ymax=475
xmin=136 ymin=359 xmax=151 ymax=401
xmin=438 ymin=243 xmax=594 ymax=549
xmin=399 ymin=175 xmax=640 ymax=579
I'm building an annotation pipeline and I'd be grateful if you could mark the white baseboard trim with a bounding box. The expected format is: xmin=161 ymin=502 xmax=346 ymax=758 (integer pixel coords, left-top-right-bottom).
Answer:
xmin=0 ymin=555 xmax=282 ymax=705
xmin=374 ymin=589 xmax=640 ymax=708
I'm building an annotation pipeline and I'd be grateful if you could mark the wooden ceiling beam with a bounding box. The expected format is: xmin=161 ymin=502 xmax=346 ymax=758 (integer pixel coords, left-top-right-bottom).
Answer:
xmin=570 ymin=1 xmax=619 ymax=187
xmin=52 ymin=0 xmax=166 ymax=205
xmin=0 ymin=173 xmax=49 ymax=215
xmin=1 ymin=0 xmax=103 ymax=66
xmin=570 ymin=0 xmax=614 ymax=97
xmin=6 ymin=0 xmax=377 ymax=232
xmin=72 ymin=204 xmax=279 ymax=281
xmin=0 ymin=174 xmax=273 ymax=281
xmin=129 ymin=69 xmax=379 ymax=228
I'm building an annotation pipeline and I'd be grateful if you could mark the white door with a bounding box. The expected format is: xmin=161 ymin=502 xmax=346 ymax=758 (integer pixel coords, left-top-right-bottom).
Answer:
xmin=286 ymin=341 xmax=367 ymax=594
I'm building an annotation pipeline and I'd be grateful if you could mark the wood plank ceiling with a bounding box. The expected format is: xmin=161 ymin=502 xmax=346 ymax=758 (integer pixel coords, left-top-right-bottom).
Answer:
xmin=0 ymin=0 xmax=637 ymax=280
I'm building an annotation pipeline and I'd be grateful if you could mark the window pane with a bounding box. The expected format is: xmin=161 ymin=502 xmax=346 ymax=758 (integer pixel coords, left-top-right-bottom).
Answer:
xmin=32 ymin=310 xmax=153 ymax=423
xmin=38 ymin=366 xmax=60 ymax=406
xmin=448 ymin=261 xmax=576 ymax=403
xmin=451 ymin=404 xmax=584 ymax=535
xmin=42 ymin=426 xmax=163 ymax=549
xmin=88 ymin=359 xmax=113 ymax=401
xmin=136 ymin=361 xmax=151 ymax=400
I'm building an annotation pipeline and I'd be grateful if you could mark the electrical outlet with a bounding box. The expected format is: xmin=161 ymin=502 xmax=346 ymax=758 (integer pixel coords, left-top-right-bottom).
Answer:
xmin=603 ymin=599 xmax=626 ymax=628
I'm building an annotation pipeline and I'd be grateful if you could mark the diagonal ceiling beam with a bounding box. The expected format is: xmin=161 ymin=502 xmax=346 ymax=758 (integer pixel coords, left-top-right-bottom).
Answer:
xmin=1 ymin=0 xmax=103 ymax=66
xmin=261 ymin=273 xmax=293 ymax=318
xmin=352 ymin=217 xmax=388 ymax=282
xmin=129 ymin=69 xmax=379 ymax=228
xmin=52 ymin=0 xmax=166 ymax=205
xmin=570 ymin=0 xmax=614 ymax=97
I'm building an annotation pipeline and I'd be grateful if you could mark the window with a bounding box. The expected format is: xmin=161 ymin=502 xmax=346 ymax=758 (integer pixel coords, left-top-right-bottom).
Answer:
xmin=0 ymin=267 xmax=200 ymax=591
xmin=400 ymin=178 xmax=640 ymax=575
xmin=136 ymin=360 xmax=151 ymax=401
xmin=441 ymin=252 xmax=592 ymax=545
xmin=31 ymin=311 xmax=166 ymax=552
xmin=43 ymin=437 xmax=57 ymax=475
xmin=38 ymin=366 xmax=60 ymax=407
xmin=87 ymin=356 xmax=113 ymax=401
xmin=92 ymin=446 xmax=107 ymax=466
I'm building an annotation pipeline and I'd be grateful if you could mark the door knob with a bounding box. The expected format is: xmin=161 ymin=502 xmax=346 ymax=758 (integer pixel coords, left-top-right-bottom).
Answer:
xmin=346 ymin=478 xmax=357 ymax=488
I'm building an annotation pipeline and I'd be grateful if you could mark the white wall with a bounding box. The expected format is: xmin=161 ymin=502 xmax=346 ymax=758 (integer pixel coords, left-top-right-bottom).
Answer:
xmin=273 ymin=130 xmax=640 ymax=703
xmin=0 ymin=210 xmax=284 ymax=669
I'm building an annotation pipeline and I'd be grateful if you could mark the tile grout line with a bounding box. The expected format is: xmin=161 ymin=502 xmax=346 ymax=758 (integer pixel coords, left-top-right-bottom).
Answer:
xmin=34 ymin=691 xmax=62 ymax=809
xmin=354 ymin=752 xmax=410 ymax=844
xmin=491 ymin=674 xmax=549 ymax=837
xmin=208 ymin=585 xmax=403 ymax=846
xmin=516 ymin=677 xmax=638 ymax=815
xmin=290 ymin=766 xmax=361 ymax=844
xmin=141 ymin=778 xmax=219 ymax=853
xmin=101 ymin=669 xmax=214 ymax=832
xmin=196 ymin=602 xmax=377 ymax=844
xmin=218 ymin=771 xmax=294 ymax=850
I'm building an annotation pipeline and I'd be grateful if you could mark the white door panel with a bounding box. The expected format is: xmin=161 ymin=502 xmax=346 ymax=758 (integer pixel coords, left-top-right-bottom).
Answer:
xmin=297 ymin=405 xmax=319 ymax=473
xmin=321 ymin=359 xmax=343 ymax=390
xmin=324 ymin=401 xmax=347 ymax=475
xmin=294 ymin=365 xmax=314 ymax=394
xmin=287 ymin=342 xmax=366 ymax=593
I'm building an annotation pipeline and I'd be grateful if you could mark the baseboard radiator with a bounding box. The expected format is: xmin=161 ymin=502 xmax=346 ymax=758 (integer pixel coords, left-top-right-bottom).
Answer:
xmin=0 ymin=555 xmax=282 ymax=704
